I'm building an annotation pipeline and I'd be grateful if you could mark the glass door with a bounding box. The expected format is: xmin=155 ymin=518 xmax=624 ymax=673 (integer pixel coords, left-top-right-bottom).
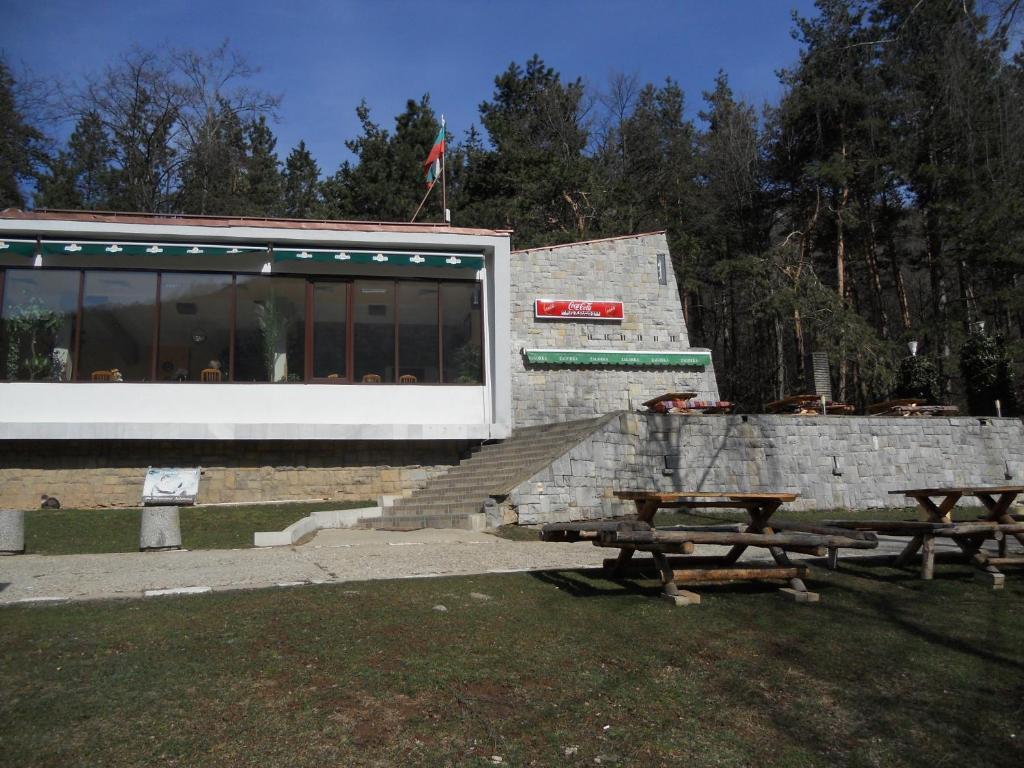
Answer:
xmin=310 ymin=280 xmax=349 ymax=381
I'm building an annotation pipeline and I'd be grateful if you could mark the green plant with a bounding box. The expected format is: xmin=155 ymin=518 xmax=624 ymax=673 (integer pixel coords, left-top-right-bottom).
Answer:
xmin=450 ymin=341 xmax=482 ymax=384
xmin=254 ymin=295 xmax=288 ymax=382
xmin=959 ymin=329 xmax=1018 ymax=416
xmin=3 ymin=299 xmax=65 ymax=381
xmin=894 ymin=354 xmax=941 ymax=403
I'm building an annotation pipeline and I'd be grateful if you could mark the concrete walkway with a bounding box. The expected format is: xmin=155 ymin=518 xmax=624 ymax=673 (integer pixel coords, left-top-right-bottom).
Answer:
xmin=0 ymin=529 xmax=1010 ymax=605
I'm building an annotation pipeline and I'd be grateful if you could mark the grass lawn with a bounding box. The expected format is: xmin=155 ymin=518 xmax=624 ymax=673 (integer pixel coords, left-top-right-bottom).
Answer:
xmin=23 ymin=500 xmax=372 ymax=555
xmin=2 ymin=561 xmax=1022 ymax=767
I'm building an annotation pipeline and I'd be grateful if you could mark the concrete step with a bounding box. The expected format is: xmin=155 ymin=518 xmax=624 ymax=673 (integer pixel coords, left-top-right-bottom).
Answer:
xmin=387 ymin=500 xmax=484 ymax=516
xmin=374 ymin=415 xmax=612 ymax=530
xmin=361 ymin=512 xmax=486 ymax=531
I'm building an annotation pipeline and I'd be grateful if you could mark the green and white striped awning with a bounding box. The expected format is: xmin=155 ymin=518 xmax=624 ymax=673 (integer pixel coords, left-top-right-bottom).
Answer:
xmin=273 ymin=248 xmax=484 ymax=270
xmin=524 ymin=348 xmax=712 ymax=367
xmin=2 ymin=239 xmax=486 ymax=271
xmin=0 ymin=239 xmax=40 ymax=256
xmin=36 ymin=240 xmax=266 ymax=257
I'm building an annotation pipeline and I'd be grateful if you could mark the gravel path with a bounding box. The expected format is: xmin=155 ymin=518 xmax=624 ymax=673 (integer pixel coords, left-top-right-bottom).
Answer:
xmin=0 ymin=528 xmax=1007 ymax=605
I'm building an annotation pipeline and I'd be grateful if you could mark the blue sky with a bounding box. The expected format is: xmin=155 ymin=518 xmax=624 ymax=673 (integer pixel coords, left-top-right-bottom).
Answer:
xmin=3 ymin=0 xmax=819 ymax=173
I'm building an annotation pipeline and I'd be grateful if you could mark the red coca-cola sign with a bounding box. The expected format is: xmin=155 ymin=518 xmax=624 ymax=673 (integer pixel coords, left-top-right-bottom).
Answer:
xmin=534 ymin=299 xmax=624 ymax=320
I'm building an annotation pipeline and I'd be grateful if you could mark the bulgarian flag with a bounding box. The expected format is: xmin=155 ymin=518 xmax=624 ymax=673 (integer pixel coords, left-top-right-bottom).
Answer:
xmin=423 ymin=118 xmax=445 ymax=187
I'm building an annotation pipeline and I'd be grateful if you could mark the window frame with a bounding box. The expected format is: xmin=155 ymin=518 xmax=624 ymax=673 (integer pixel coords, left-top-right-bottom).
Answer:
xmin=0 ymin=265 xmax=485 ymax=386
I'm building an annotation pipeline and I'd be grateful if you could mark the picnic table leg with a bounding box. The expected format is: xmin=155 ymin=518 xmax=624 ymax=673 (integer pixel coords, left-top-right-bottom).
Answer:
xmin=893 ymin=534 xmax=924 ymax=568
xmin=635 ymin=499 xmax=660 ymax=525
xmin=920 ymin=534 xmax=935 ymax=580
xmin=722 ymin=502 xmax=780 ymax=565
xmin=608 ymin=547 xmax=636 ymax=577
xmin=969 ymin=550 xmax=1006 ymax=589
xmin=826 ymin=546 xmax=839 ymax=571
xmin=763 ymin=524 xmax=819 ymax=603
xmin=976 ymin=492 xmax=1024 ymax=548
xmin=651 ymin=551 xmax=700 ymax=606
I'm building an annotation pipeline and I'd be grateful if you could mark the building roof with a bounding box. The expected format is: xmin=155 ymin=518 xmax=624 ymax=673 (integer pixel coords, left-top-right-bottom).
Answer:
xmin=0 ymin=208 xmax=512 ymax=238
xmin=512 ymin=230 xmax=667 ymax=254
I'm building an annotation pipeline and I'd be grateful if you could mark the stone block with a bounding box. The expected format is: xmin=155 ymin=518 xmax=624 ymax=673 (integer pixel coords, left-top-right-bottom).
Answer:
xmin=0 ymin=509 xmax=25 ymax=554
xmin=139 ymin=506 xmax=182 ymax=551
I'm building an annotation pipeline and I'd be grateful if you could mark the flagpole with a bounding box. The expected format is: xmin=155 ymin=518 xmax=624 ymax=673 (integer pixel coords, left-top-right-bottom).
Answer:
xmin=441 ymin=114 xmax=447 ymax=223
xmin=411 ymin=182 xmax=435 ymax=223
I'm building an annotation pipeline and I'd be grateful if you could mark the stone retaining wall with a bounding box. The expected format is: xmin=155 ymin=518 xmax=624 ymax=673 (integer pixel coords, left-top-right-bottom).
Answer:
xmin=507 ymin=413 xmax=1024 ymax=523
xmin=509 ymin=233 xmax=719 ymax=427
xmin=0 ymin=440 xmax=469 ymax=509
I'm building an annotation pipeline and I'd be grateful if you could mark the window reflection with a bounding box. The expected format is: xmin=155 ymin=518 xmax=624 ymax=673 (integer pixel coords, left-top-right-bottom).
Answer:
xmin=311 ymin=281 xmax=348 ymax=379
xmin=398 ymin=282 xmax=439 ymax=383
xmin=234 ymin=276 xmax=305 ymax=382
xmin=354 ymin=280 xmax=395 ymax=382
xmin=1 ymin=269 xmax=79 ymax=381
xmin=157 ymin=273 xmax=233 ymax=382
xmin=441 ymin=283 xmax=483 ymax=384
xmin=79 ymin=271 xmax=157 ymax=381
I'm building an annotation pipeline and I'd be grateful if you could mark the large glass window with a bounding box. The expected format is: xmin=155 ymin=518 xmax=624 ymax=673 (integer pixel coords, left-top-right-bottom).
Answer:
xmin=234 ymin=275 xmax=305 ymax=382
xmin=354 ymin=280 xmax=395 ymax=382
xmin=79 ymin=271 xmax=157 ymax=381
xmin=1 ymin=269 xmax=79 ymax=381
xmin=441 ymin=282 xmax=483 ymax=384
xmin=157 ymin=273 xmax=233 ymax=382
xmin=398 ymin=282 xmax=439 ymax=383
xmin=311 ymin=281 xmax=348 ymax=380
xmin=0 ymin=267 xmax=485 ymax=386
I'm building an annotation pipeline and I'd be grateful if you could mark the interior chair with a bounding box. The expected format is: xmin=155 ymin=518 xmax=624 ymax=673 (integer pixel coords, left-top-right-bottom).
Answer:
xmin=90 ymin=370 xmax=113 ymax=382
xmin=361 ymin=373 xmax=382 ymax=383
xmin=200 ymin=368 xmax=222 ymax=382
xmin=399 ymin=374 xmax=418 ymax=383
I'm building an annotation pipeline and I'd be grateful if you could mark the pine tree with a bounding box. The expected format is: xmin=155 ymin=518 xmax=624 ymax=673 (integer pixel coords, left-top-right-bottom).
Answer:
xmin=245 ymin=115 xmax=283 ymax=217
xmin=462 ymin=56 xmax=591 ymax=246
xmin=177 ymin=99 xmax=248 ymax=215
xmin=0 ymin=59 xmax=45 ymax=209
xmin=282 ymin=140 xmax=320 ymax=218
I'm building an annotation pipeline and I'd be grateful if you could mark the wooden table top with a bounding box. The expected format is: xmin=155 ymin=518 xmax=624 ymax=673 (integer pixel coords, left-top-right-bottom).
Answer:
xmin=641 ymin=392 xmax=696 ymax=408
xmin=615 ymin=490 xmax=799 ymax=502
xmin=867 ymin=398 xmax=921 ymax=414
xmin=889 ymin=485 xmax=1024 ymax=497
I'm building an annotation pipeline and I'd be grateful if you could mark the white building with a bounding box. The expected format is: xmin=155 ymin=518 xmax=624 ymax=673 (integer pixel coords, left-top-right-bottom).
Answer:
xmin=0 ymin=210 xmax=716 ymax=510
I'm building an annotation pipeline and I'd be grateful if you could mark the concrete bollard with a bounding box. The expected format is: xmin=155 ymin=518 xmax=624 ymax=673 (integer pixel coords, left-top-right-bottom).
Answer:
xmin=0 ymin=509 xmax=25 ymax=554
xmin=140 ymin=506 xmax=182 ymax=551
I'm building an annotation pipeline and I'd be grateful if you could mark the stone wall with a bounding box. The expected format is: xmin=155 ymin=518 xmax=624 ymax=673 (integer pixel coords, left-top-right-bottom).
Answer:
xmin=506 ymin=413 xmax=1024 ymax=523
xmin=0 ymin=440 xmax=469 ymax=509
xmin=509 ymin=233 xmax=719 ymax=427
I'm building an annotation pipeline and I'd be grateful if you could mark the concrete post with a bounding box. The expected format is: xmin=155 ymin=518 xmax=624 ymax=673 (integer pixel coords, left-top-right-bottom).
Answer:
xmin=140 ymin=506 xmax=182 ymax=551
xmin=0 ymin=509 xmax=25 ymax=554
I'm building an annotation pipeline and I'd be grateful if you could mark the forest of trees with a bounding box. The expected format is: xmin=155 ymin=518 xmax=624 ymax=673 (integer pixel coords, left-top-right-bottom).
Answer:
xmin=2 ymin=0 xmax=1022 ymax=413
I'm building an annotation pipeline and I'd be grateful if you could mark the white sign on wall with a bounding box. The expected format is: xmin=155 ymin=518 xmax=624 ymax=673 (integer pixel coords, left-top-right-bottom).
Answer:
xmin=142 ymin=467 xmax=201 ymax=506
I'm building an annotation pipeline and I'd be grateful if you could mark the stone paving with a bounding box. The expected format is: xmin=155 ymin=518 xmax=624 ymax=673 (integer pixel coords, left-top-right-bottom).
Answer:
xmin=0 ymin=528 xmax=1011 ymax=605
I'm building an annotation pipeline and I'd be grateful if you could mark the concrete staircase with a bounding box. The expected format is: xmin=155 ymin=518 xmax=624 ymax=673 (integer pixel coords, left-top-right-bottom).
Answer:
xmin=362 ymin=415 xmax=611 ymax=530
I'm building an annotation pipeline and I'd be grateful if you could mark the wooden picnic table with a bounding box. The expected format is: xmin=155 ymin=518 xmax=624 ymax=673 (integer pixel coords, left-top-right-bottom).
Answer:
xmin=826 ymin=485 xmax=1024 ymax=586
xmin=765 ymin=394 xmax=854 ymax=415
xmin=866 ymin=399 xmax=959 ymax=417
xmin=541 ymin=491 xmax=877 ymax=606
xmin=641 ymin=392 xmax=735 ymax=415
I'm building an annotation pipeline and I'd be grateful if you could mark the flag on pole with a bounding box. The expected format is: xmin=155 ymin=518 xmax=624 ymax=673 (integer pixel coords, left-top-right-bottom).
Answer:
xmin=423 ymin=119 xmax=446 ymax=187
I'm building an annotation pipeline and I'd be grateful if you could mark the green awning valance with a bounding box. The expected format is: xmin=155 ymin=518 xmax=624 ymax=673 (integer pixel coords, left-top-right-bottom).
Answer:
xmin=0 ymin=239 xmax=39 ymax=256
xmin=524 ymin=348 xmax=712 ymax=368
xmin=39 ymin=241 xmax=266 ymax=257
xmin=273 ymin=248 xmax=484 ymax=270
